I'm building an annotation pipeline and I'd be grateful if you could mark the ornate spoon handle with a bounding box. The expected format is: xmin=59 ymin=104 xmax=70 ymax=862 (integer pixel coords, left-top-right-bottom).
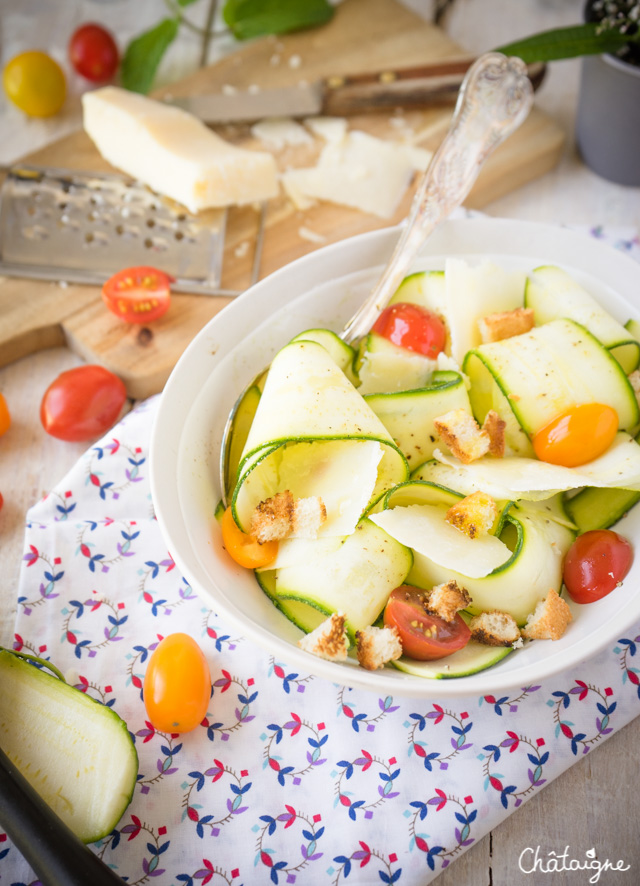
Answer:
xmin=341 ymin=51 xmax=533 ymax=345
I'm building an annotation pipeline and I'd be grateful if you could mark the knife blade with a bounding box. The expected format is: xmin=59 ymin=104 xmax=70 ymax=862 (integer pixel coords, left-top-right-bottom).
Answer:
xmin=165 ymin=58 xmax=546 ymax=124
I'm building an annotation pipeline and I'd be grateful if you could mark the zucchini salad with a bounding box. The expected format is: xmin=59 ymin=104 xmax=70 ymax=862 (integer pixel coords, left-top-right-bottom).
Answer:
xmin=220 ymin=260 xmax=640 ymax=680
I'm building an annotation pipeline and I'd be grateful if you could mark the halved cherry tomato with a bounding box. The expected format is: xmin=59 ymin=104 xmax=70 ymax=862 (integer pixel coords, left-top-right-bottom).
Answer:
xmin=102 ymin=266 xmax=172 ymax=324
xmin=383 ymin=585 xmax=471 ymax=660
xmin=0 ymin=393 xmax=10 ymax=436
xmin=3 ymin=51 xmax=66 ymax=117
xmin=372 ymin=302 xmax=446 ymax=358
xmin=532 ymin=402 xmax=618 ymax=468
xmin=563 ymin=529 xmax=633 ymax=604
xmin=69 ymin=23 xmax=119 ymax=83
xmin=40 ymin=365 xmax=127 ymax=441
xmin=221 ymin=506 xmax=278 ymax=569
xmin=143 ymin=633 xmax=211 ymax=733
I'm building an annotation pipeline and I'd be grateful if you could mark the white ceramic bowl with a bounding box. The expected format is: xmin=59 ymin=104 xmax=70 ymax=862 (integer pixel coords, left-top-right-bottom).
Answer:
xmin=150 ymin=218 xmax=640 ymax=697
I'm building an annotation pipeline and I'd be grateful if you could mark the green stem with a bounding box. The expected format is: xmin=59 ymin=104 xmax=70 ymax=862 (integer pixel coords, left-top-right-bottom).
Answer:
xmin=200 ymin=0 xmax=220 ymax=67
xmin=163 ymin=0 xmax=229 ymax=39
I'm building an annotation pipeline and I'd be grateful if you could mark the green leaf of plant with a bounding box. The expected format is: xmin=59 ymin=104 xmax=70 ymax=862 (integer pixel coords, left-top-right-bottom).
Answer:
xmin=495 ymin=23 xmax=636 ymax=63
xmin=177 ymin=0 xmax=201 ymax=5
xmin=223 ymin=0 xmax=334 ymax=41
xmin=121 ymin=17 xmax=180 ymax=94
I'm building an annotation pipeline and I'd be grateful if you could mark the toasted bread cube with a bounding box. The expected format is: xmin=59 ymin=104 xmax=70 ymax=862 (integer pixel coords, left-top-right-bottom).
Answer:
xmin=477 ymin=307 xmax=535 ymax=343
xmin=434 ymin=408 xmax=490 ymax=464
xmin=251 ymin=490 xmax=294 ymax=543
xmin=298 ymin=612 xmax=349 ymax=661
xmin=251 ymin=491 xmax=326 ymax=543
xmin=355 ymin=625 xmax=403 ymax=670
xmin=426 ymin=580 xmax=471 ymax=622
xmin=521 ymin=590 xmax=573 ymax=641
xmin=445 ymin=492 xmax=498 ymax=539
xmin=469 ymin=610 xmax=521 ymax=646
xmin=482 ymin=410 xmax=506 ymax=458
xmin=292 ymin=496 xmax=327 ymax=538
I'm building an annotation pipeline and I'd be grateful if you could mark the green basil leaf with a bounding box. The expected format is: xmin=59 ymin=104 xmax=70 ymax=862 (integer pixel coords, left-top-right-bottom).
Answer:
xmin=496 ymin=23 xmax=635 ymax=63
xmin=121 ymin=17 xmax=180 ymax=94
xmin=223 ymin=0 xmax=334 ymax=41
xmin=177 ymin=0 xmax=201 ymax=6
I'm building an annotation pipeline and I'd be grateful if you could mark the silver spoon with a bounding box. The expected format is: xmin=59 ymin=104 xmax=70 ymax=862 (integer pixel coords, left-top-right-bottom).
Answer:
xmin=220 ymin=51 xmax=533 ymax=503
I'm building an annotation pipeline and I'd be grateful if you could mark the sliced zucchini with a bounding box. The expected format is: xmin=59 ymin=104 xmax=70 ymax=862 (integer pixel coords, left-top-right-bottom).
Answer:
xmin=392 ymin=640 xmax=512 ymax=679
xmin=371 ymin=483 xmax=575 ymax=624
xmin=445 ymin=258 xmax=526 ymax=364
xmin=0 ymin=649 xmax=138 ymax=843
xmin=525 ymin=265 xmax=640 ymax=374
xmin=356 ymin=332 xmax=436 ymax=395
xmin=464 ymin=318 xmax=640 ymax=438
xmin=290 ymin=328 xmax=358 ymax=385
xmin=255 ymin=570 xmax=329 ymax=634
xmin=224 ymin=384 xmax=261 ymax=497
xmin=413 ymin=432 xmax=640 ymax=501
xmin=564 ymin=486 xmax=640 ymax=532
xmin=389 ymin=269 xmax=446 ymax=313
xmin=364 ymin=371 xmax=472 ymax=467
xmin=274 ymin=518 xmax=413 ymax=636
xmin=232 ymin=340 xmax=408 ymax=534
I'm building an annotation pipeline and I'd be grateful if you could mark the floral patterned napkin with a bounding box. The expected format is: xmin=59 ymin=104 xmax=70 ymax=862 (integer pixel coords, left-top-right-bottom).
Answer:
xmin=2 ymin=225 xmax=640 ymax=886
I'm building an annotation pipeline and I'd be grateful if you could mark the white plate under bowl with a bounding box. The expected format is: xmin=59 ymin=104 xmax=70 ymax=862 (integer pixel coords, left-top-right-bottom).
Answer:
xmin=150 ymin=218 xmax=640 ymax=698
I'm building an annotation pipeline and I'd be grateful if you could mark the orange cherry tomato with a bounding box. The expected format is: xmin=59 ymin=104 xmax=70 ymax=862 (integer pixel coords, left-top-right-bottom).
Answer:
xmin=143 ymin=633 xmax=211 ymax=734
xmin=0 ymin=393 xmax=10 ymax=436
xmin=102 ymin=266 xmax=172 ymax=324
xmin=532 ymin=403 xmax=618 ymax=468
xmin=221 ymin=506 xmax=278 ymax=569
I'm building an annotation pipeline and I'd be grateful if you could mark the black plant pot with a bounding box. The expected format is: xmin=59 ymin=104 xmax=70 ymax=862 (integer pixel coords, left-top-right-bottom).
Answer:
xmin=576 ymin=1 xmax=640 ymax=186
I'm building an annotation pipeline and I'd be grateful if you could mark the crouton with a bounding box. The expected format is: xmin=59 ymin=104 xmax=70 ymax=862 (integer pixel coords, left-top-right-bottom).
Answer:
xmin=434 ymin=408 xmax=490 ymax=464
xmin=521 ymin=590 xmax=573 ymax=641
xmin=298 ymin=612 xmax=349 ymax=661
xmin=628 ymin=369 xmax=640 ymax=403
xmin=477 ymin=307 xmax=535 ymax=344
xmin=355 ymin=625 xmax=403 ymax=670
xmin=426 ymin=580 xmax=471 ymax=622
xmin=292 ymin=496 xmax=327 ymax=538
xmin=482 ymin=410 xmax=506 ymax=458
xmin=469 ymin=610 xmax=521 ymax=646
xmin=251 ymin=490 xmax=326 ymax=543
xmin=251 ymin=490 xmax=294 ymax=543
xmin=445 ymin=492 xmax=498 ymax=539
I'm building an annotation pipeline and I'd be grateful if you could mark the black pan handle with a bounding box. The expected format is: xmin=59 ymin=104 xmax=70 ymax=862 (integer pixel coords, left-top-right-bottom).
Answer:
xmin=0 ymin=745 xmax=125 ymax=885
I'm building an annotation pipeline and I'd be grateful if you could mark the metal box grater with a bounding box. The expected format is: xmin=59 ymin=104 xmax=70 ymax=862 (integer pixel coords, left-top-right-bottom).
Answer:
xmin=0 ymin=164 xmax=232 ymax=295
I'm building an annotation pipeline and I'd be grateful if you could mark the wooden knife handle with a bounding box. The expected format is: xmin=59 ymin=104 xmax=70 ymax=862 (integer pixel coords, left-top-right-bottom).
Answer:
xmin=320 ymin=58 xmax=545 ymax=116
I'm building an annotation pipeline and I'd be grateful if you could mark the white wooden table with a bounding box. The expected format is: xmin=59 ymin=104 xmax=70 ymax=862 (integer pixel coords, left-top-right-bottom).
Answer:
xmin=1 ymin=1 xmax=639 ymax=882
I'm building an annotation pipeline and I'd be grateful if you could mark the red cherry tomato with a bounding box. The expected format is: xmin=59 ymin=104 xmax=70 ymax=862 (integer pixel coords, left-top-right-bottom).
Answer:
xmin=372 ymin=302 xmax=446 ymax=358
xmin=383 ymin=585 xmax=471 ymax=660
xmin=563 ymin=529 xmax=633 ymax=604
xmin=40 ymin=365 xmax=127 ymax=441
xmin=69 ymin=23 xmax=118 ymax=83
xmin=143 ymin=633 xmax=211 ymax=733
xmin=532 ymin=402 xmax=618 ymax=468
xmin=102 ymin=266 xmax=172 ymax=324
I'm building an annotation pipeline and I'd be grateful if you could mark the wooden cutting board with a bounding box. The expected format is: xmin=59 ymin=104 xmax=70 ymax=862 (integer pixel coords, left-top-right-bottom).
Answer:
xmin=0 ymin=0 xmax=565 ymax=399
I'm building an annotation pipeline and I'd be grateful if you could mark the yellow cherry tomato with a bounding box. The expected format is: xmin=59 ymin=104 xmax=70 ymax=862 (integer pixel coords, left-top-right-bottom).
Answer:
xmin=532 ymin=402 xmax=618 ymax=467
xmin=221 ymin=506 xmax=278 ymax=569
xmin=3 ymin=51 xmax=66 ymax=117
xmin=143 ymin=633 xmax=211 ymax=734
xmin=0 ymin=393 xmax=10 ymax=437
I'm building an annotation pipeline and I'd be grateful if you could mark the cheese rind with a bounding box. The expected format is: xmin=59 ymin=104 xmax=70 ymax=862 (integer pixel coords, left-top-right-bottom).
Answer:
xmin=82 ymin=87 xmax=279 ymax=213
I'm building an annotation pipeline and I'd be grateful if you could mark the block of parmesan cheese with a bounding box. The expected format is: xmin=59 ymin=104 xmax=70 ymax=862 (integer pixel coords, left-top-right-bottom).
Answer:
xmin=82 ymin=87 xmax=279 ymax=213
